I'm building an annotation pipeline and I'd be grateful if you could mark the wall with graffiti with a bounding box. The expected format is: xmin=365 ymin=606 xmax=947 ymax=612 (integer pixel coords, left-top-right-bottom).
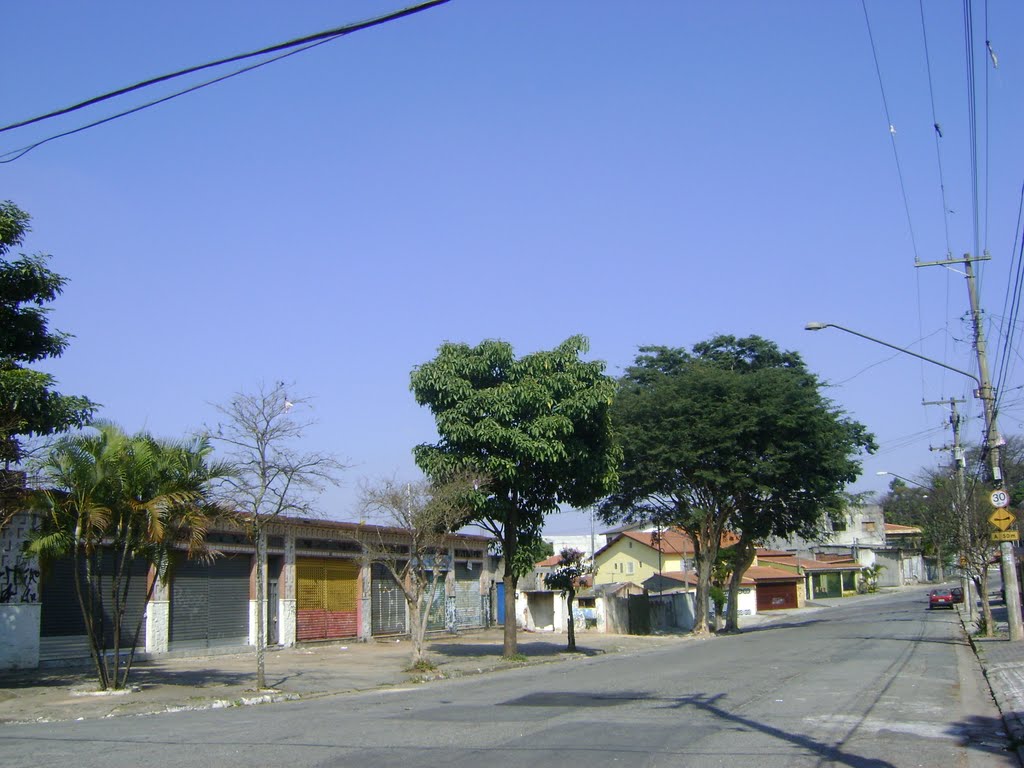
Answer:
xmin=0 ymin=511 xmax=42 ymax=669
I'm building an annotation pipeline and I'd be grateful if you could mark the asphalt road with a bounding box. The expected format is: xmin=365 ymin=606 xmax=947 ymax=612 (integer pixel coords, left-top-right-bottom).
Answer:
xmin=0 ymin=588 xmax=1015 ymax=768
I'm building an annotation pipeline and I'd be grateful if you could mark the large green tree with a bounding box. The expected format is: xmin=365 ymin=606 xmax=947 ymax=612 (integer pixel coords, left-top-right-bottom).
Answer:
xmin=27 ymin=423 xmax=230 ymax=690
xmin=0 ymin=201 xmax=95 ymax=471
xmin=601 ymin=335 xmax=874 ymax=635
xmin=410 ymin=335 xmax=619 ymax=656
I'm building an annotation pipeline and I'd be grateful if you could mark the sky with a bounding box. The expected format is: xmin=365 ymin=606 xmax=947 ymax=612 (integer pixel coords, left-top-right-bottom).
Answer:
xmin=3 ymin=1 xmax=1024 ymax=535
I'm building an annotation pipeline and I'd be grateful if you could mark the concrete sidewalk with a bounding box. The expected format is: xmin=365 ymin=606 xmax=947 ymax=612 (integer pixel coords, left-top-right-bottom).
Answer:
xmin=961 ymin=595 xmax=1024 ymax=765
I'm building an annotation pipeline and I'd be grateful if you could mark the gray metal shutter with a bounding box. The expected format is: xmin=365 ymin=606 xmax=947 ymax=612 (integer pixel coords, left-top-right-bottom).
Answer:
xmin=371 ymin=564 xmax=406 ymax=636
xmin=423 ymin=573 xmax=447 ymax=631
xmin=39 ymin=552 xmax=149 ymax=662
xmin=453 ymin=563 xmax=483 ymax=628
xmin=170 ymin=555 xmax=250 ymax=650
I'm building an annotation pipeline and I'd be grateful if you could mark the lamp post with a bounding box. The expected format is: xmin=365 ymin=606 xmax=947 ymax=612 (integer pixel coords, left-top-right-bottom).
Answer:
xmin=804 ymin=323 xmax=981 ymax=387
xmin=807 ymin=322 xmax=1019 ymax=639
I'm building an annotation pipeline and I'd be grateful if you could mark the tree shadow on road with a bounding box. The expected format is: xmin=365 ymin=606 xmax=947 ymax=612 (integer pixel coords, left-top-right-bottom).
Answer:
xmin=663 ymin=692 xmax=897 ymax=768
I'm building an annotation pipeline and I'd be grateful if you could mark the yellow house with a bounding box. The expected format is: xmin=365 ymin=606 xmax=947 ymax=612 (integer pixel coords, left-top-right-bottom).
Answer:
xmin=594 ymin=530 xmax=698 ymax=586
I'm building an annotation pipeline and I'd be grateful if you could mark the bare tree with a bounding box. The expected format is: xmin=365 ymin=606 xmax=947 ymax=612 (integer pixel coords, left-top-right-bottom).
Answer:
xmin=358 ymin=475 xmax=482 ymax=667
xmin=211 ymin=382 xmax=345 ymax=689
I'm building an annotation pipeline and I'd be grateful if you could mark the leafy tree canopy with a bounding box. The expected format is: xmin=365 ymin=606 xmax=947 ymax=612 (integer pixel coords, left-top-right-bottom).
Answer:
xmin=0 ymin=201 xmax=95 ymax=464
xmin=410 ymin=334 xmax=619 ymax=654
xmin=601 ymin=334 xmax=874 ymax=633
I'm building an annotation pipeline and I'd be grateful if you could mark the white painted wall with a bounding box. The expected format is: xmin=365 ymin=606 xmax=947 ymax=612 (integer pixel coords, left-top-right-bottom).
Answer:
xmin=145 ymin=600 xmax=170 ymax=654
xmin=0 ymin=604 xmax=40 ymax=669
xmin=279 ymin=599 xmax=296 ymax=646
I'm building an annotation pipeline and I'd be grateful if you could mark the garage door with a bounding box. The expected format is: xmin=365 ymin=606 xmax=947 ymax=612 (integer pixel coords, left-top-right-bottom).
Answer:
xmin=297 ymin=558 xmax=359 ymax=641
xmin=39 ymin=552 xmax=150 ymax=662
xmin=169 ymin=555 xmax=251 ymax=651
xmin=453 ymin=563 xmax=483 ymax=629
xmin=371 ymin=563 xmax=406 ymax=636
xmin=756 ymin=582 xmax=797 ymax=611
xmin=420 ymin=573 xmax=447 ymax=632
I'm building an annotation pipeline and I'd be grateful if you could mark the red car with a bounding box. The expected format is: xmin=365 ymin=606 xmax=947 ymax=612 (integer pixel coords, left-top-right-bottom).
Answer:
xmin=929 ymin=588 xmax=955 ymax=609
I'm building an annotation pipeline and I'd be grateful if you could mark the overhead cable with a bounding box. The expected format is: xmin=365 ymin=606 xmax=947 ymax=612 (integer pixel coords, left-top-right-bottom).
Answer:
xmin=861 ymin=0 xmax=921 ymax=263
xmin=0 ymin=0 xmax=449 ymax=136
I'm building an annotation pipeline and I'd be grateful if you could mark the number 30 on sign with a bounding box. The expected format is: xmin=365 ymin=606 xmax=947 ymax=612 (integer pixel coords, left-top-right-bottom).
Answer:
xmin=991 ymin=489 xmax=1011 ymax=508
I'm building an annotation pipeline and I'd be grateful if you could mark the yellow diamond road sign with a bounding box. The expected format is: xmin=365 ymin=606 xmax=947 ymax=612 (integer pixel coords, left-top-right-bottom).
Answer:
xmin=989 ymin=508 xmax=1016 ymax=531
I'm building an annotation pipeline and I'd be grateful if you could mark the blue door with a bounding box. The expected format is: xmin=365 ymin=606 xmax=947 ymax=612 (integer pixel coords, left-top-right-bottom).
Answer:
xmin=495 ymin=582 xmax=505 ymax=625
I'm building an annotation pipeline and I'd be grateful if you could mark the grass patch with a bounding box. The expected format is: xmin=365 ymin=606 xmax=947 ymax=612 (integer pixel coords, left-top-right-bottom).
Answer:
xmin=406 ymin=659 xmax=437 ymax=673
xmin=502 ymin=653 xmax=528 ymax=663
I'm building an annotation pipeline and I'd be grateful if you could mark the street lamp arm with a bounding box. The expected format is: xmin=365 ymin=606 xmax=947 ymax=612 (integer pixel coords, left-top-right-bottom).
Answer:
xmin=804 ymin=322 xmax=981 ymax=388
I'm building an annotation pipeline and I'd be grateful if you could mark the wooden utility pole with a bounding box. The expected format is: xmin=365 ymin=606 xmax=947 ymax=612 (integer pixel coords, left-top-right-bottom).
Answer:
xmin=925 ymin=397 xmax=972 ymax=620
xmin=917 ymin=253 xmax=1022 ymax=641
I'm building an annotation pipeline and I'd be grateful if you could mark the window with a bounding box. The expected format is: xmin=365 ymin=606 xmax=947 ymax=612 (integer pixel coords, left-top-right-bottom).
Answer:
xmin=625 ymin=562 xmax=635 ymax=575
xmin=832 ymin=516 xmax=847 ymax=532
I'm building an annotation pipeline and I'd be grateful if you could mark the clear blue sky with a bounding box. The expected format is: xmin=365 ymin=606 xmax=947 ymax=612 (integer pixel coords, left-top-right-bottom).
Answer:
xmin=4 ymin=1 xmax=1023 ymax=534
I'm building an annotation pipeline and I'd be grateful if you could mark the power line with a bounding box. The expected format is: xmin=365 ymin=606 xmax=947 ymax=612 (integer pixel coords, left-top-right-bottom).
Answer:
xmin=0 ymin=0 xmax=450 ymax=136
xmin=993 ymin=181 xmax=1024 ymax=409
xmin=861 ymin=0 xmax=921 ymax=263
xmin=0 ymin=36 xmax=337 ymax=163
xmin=963 ymin=0 xmax=982 ymax=261
xmin=917 ymin=0 xmax=953 ymax=257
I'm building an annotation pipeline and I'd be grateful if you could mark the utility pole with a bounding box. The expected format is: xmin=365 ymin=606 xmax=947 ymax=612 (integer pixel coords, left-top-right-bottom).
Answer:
xmin=917 ymin=253 xmax=1023 ymax=641
xmin=925 ymin=397 xmax=973 ymax=620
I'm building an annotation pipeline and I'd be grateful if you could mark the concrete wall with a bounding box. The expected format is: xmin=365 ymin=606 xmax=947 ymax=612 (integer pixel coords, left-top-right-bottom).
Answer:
xmin=0 ymin=511 xmax=40 ymax=669
xmin=650 ymin=593 xmax=696 ymax=631
xmin=146 ymin=575 xmax=170 ymax=654
xmin=0 ymin=604 xmax=40 ymax=669
xmin=600 ymin=595 xmax=632 ymax=633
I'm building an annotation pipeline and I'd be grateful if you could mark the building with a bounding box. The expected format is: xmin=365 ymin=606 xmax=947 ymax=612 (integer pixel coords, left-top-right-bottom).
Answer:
xmin=0 ymin=511 xmax=493 ymax=670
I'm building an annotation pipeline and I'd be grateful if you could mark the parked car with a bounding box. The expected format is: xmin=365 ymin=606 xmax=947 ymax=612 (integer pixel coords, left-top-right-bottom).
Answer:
xmin=950 ymin=586 xmax=964 ymax=604
xmin=929 ymin=588 xmax=955 ymax=609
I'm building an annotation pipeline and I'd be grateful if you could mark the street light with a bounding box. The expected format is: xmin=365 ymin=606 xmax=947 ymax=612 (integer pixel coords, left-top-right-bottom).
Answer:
xmin=807 ymin=321 xmax=1011 ymax=633
xmin=804 ymin=323 xmax=981 ymax=388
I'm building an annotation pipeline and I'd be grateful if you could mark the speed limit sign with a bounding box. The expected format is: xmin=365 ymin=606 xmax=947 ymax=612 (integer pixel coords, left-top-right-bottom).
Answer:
xmin=991 ymin=489 xmax=1011 ymax=508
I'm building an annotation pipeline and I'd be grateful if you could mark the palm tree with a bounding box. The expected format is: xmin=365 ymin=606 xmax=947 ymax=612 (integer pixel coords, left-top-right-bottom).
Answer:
xmin=27 ymin=423 xmax=232 ymax=690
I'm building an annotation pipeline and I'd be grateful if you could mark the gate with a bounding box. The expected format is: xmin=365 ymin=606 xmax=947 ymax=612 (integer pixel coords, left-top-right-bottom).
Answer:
xmin=39 ymin=552 xmax=150 ymax=662
xmin=628 ymin=593 xmax=651 ymax=635
xmin=453 ymin=563 xmax=483 ymax=629
xmin=296 ymin=558 xmax=359 ymax=641
xmin=371 ymin=563 xmax=406 ymax=636
xmin=169 ymin=555 xmax=251 ymax=651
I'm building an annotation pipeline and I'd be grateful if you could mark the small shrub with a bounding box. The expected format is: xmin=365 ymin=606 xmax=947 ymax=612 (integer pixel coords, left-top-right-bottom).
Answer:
xmin=407 ymin=658 xmax=437 ymax=673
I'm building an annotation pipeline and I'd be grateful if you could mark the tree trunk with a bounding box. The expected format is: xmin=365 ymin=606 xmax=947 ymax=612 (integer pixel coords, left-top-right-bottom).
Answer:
xmin=566 ymin=587 xmax=576 ymax=652
xmin=502 ymin=511 xmax=519 ymax=657
xmin=409 ymin=597 xmax=425 ymax=665
xmin=725 ymin=542 xmax=757 ymax=633
xmin=976 ymin=571 xmax=993 ymax=637
xmin=75 ymin=547 xmax=109 ymax=691
xmin=502 ymin=570 xmax=518 ymax=656
xmin=255 ymin=526 xmax=267 ymax=689
xmin=935 ymin=543 xmax=944 ymax=582
xmin=692 ymin=546 xmax=715 ymax=635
